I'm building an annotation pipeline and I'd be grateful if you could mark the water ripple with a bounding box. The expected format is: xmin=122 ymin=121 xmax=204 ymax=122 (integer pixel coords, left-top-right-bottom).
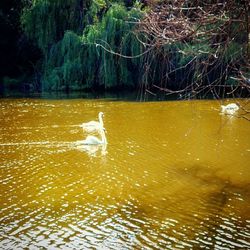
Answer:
xmin=1 ymin=99 xmax=250 ymax=249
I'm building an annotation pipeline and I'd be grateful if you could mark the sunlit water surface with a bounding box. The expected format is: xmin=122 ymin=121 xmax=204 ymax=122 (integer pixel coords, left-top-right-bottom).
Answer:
xmin=0 ymin=98 xmax=250 ymax=249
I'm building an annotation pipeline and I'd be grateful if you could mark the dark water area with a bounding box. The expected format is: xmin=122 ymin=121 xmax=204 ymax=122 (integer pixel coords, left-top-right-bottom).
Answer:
xmin=0 ymin=90 xmax=174 ymax=102
xmin=1 ymin=89 xmax=248 ymax=102
xmin=0 ymin=90 xmax=133 ymax=100
xmin=1 ymin=81 xmax=249 ymax=102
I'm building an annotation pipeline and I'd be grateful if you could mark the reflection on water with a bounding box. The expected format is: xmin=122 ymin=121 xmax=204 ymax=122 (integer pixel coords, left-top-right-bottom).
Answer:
xmin=0 ymin=98 xmax=250 ymax=249
xmin=74 ymin=141 xmax=107 ymax=157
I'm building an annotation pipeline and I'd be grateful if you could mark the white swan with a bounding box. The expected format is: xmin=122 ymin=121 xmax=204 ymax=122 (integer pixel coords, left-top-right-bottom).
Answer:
xmin=221 ymin=103 xmax=239 ymax=115
xmin=80 ymin=128 xmax=107 ymax=145
xmin=80 ymin=112 xmax=104 ymax=133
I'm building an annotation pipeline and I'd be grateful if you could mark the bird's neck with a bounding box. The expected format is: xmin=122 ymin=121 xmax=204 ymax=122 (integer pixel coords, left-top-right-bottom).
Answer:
xmin=99 ymin=114 xmax=103 ymax=126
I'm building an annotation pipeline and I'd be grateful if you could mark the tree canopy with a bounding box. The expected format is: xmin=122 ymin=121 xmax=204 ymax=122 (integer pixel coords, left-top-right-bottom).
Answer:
xmin=0 ymin=0 xmax=249 ymax=98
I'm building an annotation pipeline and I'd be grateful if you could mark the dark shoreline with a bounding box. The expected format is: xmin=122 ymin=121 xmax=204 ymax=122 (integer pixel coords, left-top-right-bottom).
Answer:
xmin=0 ymin=86 xmax=249 ymax=101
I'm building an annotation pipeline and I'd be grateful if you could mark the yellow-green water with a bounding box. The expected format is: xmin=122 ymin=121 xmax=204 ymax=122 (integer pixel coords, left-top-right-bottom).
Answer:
xmin=0 ymin=98 xmax=250 ymax=249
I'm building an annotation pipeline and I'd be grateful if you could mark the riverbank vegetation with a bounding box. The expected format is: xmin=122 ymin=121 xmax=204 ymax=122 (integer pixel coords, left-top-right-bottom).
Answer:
xmin=0 ymin=0 xmax=249 ymax=99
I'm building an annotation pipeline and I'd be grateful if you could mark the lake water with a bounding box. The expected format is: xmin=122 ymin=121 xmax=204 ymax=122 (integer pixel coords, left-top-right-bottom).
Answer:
xmin=0 ymin=98 xmax=250 ymax=249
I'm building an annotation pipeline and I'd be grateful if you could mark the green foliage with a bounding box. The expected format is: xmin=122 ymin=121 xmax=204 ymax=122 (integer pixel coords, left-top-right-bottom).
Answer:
xmin=43 ymin=31 xmax=83 ymax=90
xmin=174 ymin=42 xmax=215 ymax=66
xmin=85 ymin=0 xmax=108 ymax=24
xmin=82 ymin=3 xmax=143 ymax=88
xmin=222 ymin=42 xmax=243 ymax=63
xmin=41 ymin=2 xmax=144 ymax=90
xmin=3 ymin=77 xmax=21 ymax=89
xmin=19 ymin=0 xmax=247 ymax=93
xmin=21 ymin=0 xmax=91 ymax=53
xmin=225 ymin=77 xmax=238 ymax=86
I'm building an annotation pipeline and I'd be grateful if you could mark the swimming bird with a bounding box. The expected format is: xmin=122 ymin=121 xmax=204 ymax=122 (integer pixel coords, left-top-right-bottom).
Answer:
xmin=221 ymin=103 xmax=239 ymax=115
xmin=80 ymin=112 xmax=104 ymax=133
xmin=80 ymin=127 xmax=107 ymax=145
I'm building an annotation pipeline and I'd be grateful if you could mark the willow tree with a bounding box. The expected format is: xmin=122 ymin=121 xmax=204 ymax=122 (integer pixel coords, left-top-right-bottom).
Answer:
xmin=82 ymin=3 xmax=144 ymax=89
xmin=21 ymin=0 xmax=92 ymax=90
xmin=21 ymin=0 xmax=91 ymax=53
xmin=42 ymin=31 xmax=84 ymax=90
xmin=21 ymin=0 xmax=144 ymax=91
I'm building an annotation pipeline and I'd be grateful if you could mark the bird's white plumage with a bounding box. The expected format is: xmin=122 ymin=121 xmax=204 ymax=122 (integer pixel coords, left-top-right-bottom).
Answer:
xmin=221 ymin=103 xmax=239 ymax=115
xmin=80 ymin=112 xmax=104 ymax=133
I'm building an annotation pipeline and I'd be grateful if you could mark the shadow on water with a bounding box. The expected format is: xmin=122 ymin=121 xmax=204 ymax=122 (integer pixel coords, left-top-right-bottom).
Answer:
xmin=1 ymin=86 xmax=249 ymax=101
xmin=0 ymin=89 xmax=139 ymax=101
xmin=2 ymin=88 xmax=241 ymax=101
xmin=123 ymin=163 xmax=250 ymax=248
